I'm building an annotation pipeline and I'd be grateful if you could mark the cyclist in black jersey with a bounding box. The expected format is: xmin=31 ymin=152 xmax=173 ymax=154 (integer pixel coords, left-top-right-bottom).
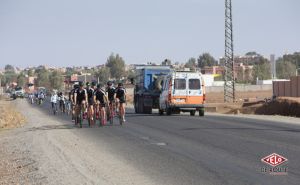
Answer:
xmin=94 ymin=84 xmax=108 ymax=125
xmin=74 ymin=82 xmax=88 ymax=121
xmin=86 ymin=82 xmax=95 ymax=124
xmin=69 ymin=84 xmax=78 ymax=120
xmin=116 ymin=83 xmax=126 ymax=122
xmin=106 ymin=81 xmax=117 ymax=116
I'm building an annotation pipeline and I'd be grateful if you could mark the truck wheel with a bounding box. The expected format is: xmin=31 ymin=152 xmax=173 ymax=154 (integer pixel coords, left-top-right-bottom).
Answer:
xmin=143 ymin=106 xmax=152 ymax=114
xmin=199 ymin=109 xmax=205 ymax=117
xmin=190 ymin=111 xmax=195 ymax=116
xmin=159 ymin=109 xmax=164 ymax=115
xmin=134 ymin=100 xmax=138 ymax=113
xmin=166 ymin=108 xmax=172 ymax=115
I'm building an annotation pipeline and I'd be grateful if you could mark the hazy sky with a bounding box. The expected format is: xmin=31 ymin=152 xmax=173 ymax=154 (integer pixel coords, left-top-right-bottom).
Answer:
xmin=0 ymin=0 xmax=299 ymax=68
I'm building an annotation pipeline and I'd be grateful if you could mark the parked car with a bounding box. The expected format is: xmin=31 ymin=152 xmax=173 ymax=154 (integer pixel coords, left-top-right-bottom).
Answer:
xmin=159 ymin=71 xmax=205 ymax=116
xmin=10 ymin=87 xmax=25 ymax=99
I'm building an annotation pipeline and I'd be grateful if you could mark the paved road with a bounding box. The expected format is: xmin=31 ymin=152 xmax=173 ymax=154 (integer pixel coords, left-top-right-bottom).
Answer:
xmin=28 ymin=100 xmax=300 ymax=184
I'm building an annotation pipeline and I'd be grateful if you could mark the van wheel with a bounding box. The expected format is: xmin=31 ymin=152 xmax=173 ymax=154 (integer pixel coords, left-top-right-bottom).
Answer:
xmin=190 ymin=111 xmax=195 ymax=116
xmin=199 ymin=109 xmax=205 ymax=117
xmin=166 ymin=108 xmax=172 ymax=115
xmin=159 ymin=109 xmax=164 ymax=115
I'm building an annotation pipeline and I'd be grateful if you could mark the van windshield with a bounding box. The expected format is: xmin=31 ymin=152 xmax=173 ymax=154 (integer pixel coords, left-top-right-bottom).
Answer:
xmin=174 ymin=79 xmax=186 ymax=90
xmin=189 ymin=79 xmax=200 ymax=90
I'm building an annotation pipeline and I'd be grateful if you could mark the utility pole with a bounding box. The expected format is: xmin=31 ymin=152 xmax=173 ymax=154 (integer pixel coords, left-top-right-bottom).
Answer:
xmin=224 ymin=0 xmax=235 ymax=102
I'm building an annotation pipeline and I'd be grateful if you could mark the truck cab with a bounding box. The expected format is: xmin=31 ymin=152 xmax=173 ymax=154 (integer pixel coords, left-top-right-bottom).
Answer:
xmin=159 ymin=71 xmax=205 ymax=116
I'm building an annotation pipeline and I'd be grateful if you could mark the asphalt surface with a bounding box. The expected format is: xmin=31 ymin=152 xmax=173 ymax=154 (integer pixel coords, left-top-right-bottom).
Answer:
xmin=34 ymin=100 xmax=300 ymax=185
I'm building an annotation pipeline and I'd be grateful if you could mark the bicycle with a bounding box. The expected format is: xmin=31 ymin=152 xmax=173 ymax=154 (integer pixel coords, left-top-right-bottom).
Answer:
xmin=117 ymin=98 xmax=126 ymax=126
xmin=52 ymin=102 xmax=58 ymax=115
xmin=59 ymin=99 xmax=66 ymax=114
xmin=75 ymin=104 xmax=84 ymax=128
xmin=87 ymin=105 xmax=94 ymax=127
xmin=65 ymin=100 xmax=72 ymax=115
xmin=96 ymin=102 xmax=106 ymax=126
xmin=107 ymin=101 xmax=115 ymax=125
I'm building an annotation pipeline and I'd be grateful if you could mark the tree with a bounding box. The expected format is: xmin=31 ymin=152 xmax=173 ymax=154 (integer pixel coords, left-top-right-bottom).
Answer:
xmin=282 ymin=52 xmax=300 ymax=68
xmin=162 ymin=59 xmax=172 ymax=66
xmin=245 ymin=51 xmax=259 ymax=56
xmin=4 ymin=64 xmax=15 ymax=73
xmin=126 ymin=69 xmax=136 ymax=84
xmin=106 ymin=53 xmax=125 ymax=80
xmin=27 ymin=69 xmax=34 ymax=76
xmin=252 ymin=59 xmax=271 ymax=82
xmin=0 ymin=73 xmax=4 ymax=86
xmin=184 ymin=58 xmax=196 ymax=70
xmin=49 ymin=70 xmax=64 ymax=90
xmin=36 ymin=69 xmax=50 ymax=88
xmin=17 ymin=73 xmax=26 ymax=87
xmin=197 ymin=53 xmax=217 ymax=68
xmin=276 ymin=58 xmax=296 ymax=79
xmin=94 ymin=67 xmax=110 ymax=85
xmin=244 ymin=68 xmax=253 ymax=84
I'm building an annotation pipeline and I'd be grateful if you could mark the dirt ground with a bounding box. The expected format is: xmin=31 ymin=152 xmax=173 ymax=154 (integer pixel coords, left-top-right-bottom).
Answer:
xmin=206 ymin=95 xmax=300 ymax=118
xmin=0 ymin=99 xmax=157 ymax=185
xmin=0 ymin=96 xmax=26 ymax=129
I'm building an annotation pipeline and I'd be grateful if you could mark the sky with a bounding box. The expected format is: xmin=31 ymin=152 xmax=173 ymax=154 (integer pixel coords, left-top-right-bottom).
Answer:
xmin=0 ymin=0 xmax=300 ymax=68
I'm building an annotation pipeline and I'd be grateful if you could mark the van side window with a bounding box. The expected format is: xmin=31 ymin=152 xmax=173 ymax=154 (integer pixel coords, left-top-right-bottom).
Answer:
xmin=189 ymin=79 xmax=200 ymax=90
xmin=174 ymin=79 xmax=186 ymax=90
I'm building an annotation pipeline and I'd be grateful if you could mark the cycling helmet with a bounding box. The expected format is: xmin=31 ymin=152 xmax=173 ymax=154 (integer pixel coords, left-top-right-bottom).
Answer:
xmin=91 ymin=81 xmax=96 ymax=87
xmin=97 ymin=84 xmax=101 ymax=89
xmin=118 ymin=82 xmax=123 ymax=87
xmin=86 ymin=82 xmax=90 ymax=86
xmin=107 ymin=81 xmax=112 ymax=86
xmin=79 ymin=81 xmax=84 ymax=87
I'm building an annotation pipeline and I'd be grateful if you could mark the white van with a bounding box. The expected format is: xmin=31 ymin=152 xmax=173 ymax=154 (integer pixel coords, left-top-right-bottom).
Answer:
xmin=159 ymin=71 xmax=205 ymax=116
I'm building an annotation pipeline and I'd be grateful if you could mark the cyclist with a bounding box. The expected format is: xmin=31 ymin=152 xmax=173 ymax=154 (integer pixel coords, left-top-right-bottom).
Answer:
xmin=116 ymin=82 xmax=126 ymax=123
xmin=58 ymin=92 xmax=66 ymax=113
xmin=94 ymin=84 xmax=108 ymax=125
xmin=74 ymin=82 xmax=88 ymax=122
xmin=50 ymin=92 xmax=58 ymax=114
xmin=28 ymin=93 xmax=34 ymax=104
xmin=86 ymin=82 xmax=95 ymax=124
xmin=69 ymin=84 xmax=78 ymax=120
xmin=106 ymin=81 xmax=116 ymax=119
xmin=38 ymin=91 xmax=45 ymax=104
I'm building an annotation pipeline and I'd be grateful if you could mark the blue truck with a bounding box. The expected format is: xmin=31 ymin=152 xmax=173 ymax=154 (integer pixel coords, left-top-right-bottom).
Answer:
xmin=134 ymin=66 xmax=171 ymax=114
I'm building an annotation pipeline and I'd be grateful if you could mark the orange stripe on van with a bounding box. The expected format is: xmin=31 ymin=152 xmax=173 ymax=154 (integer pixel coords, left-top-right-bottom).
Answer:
xmin=171 ymin=96 xmax=204 ymax=105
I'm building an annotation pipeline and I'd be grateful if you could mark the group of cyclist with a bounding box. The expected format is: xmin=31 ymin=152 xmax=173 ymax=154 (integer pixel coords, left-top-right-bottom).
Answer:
xmin=50 ymin=90 xmax=70 ymax=114
xmin=28 ymin=91 xmax=46 ymax=105
xmin=68 ymin=81 xmax=127 ymax=127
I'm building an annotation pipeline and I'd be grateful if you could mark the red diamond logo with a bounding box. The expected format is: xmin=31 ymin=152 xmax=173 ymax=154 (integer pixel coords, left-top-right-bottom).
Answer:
xmin=261 ymin=153 xmax=288 ymax=167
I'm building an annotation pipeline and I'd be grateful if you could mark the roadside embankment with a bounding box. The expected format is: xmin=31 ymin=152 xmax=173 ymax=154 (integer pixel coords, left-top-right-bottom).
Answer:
xmin=0 ymin=96 xmax=26 ymax=129
xmin=206 ymin=97 xmax=300 ymax=118
xmin=255 ymin=97 xmax=300 ymax=117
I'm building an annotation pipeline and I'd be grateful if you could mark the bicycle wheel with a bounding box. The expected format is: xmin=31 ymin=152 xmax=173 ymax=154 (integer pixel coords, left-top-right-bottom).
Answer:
xmin=119 ymin=115 xmax=123 ymax=125
xmin=79 ymin=111 xmax=82 ymax=128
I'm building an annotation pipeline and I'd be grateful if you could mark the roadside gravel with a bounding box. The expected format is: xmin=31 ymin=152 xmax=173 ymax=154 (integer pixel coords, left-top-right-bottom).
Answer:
xmin=0 ymin=99 xmax=156 ymax=185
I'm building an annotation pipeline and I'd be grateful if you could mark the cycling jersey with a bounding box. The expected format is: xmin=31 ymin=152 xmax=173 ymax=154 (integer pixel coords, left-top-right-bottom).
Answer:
xmin=95 ymin=89 xmax=106 ymax=106
xmin=116 ymin=87 xmax=126 ymax=103
xmin=75 ymin=88 xmax=87 ymax=105
xmin=106 ymin=87 xmax=115 ymax=102
xmin=51 ymin=94 xmax=58 ymax=103
xmin=86 ymin=88 xmax=94 ymax=105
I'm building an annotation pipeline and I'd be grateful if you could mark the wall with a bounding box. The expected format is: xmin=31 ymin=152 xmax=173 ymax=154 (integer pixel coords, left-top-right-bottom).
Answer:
xmin=205 ymin=84 xmax=272 ymax=93
xmin=273 ymin=76 xmax=300 ymax=97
